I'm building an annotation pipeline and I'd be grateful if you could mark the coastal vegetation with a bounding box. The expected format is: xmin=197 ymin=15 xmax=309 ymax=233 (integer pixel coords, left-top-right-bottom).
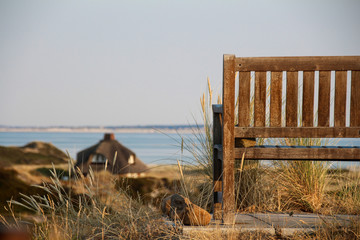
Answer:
xmin=0 ymin=80 xmax=359 ymax=239
xmin=1 ymin=151 xmax=359 ymax=239
xmin=0 ymin=150 xmax=360 ymax=239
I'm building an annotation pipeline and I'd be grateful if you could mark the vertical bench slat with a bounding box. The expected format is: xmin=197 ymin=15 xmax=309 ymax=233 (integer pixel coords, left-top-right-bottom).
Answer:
xmin=222 ymin=55 xmax=236 ymax=223
xmin=254 ymin=71 xmax=267 ymax=127
xmin=318 ymin=71 xmax=331 ymax=127
xmin=335 ymin=71 xmax=347 ymax=127
xmin=351 ymin=71 xmax=360 ymax=126
xmin=238 ymin=71 xmax=251 ymax=127
xmin=286 ymin=71 xmax=298 ymax=127
xmin=270 ymin=72 xmax=283 ymax=126
xmin=302 ymin=71 xmax=315 ymax=127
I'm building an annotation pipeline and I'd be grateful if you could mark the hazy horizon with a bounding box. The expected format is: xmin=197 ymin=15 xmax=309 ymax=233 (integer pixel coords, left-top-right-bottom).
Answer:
xmin=0 ymin=123 xmax=202 ymax=128
xmin=1 ymin=0 xmax=360 ymax=126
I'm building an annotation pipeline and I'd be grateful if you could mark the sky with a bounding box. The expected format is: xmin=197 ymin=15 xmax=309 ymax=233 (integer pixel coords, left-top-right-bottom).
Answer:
xmin=0 ymin=0 xmax=360 ymax=126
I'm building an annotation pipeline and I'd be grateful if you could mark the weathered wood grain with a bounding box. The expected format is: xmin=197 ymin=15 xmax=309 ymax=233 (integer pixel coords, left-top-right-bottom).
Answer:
xmin=302 ymin=71 xmax=315 ymax=127
xmin=218 ymin=55 xmax=360 ymax=224
xmin=351 ymin=71 xmax=360 ymax=126
xmin=236 ymin=56 xmax=360 ymax=71
xmin=238 ymin=71 xmax=251 ymax=127
xmin=222 ymin=54 xmax=236 ymax=223
xmin=286 ymin=71 xmax=298 ymax=127
xmin=318 ymin=71 xmax=331 ymax=127
xmin=270 ymin=72 xmax=283 ymax=126
xmin=254 ymin=71 xmax=267 ymax=127
xmin=334 ymin=71 xmax=347 ymax=127
xmin=235 ymin=127 xmax=360 ymax=138
xmin=235 ymin=147 xmax=360 ymax=160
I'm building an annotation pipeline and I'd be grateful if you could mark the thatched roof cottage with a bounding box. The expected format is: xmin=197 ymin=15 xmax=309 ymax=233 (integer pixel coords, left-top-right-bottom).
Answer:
xmin=75 ymin=133 xmax=147 ymax=176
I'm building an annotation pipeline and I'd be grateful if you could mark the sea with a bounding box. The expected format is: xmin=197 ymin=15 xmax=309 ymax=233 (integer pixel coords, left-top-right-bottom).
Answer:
xmin=0 ymin=132 xmax=359 ymax=168
xmin=0 ymin=132 xmax=191 ymax=165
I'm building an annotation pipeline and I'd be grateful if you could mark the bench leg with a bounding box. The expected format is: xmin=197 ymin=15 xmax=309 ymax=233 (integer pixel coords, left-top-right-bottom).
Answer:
xmin=213 ymin=148 xmax=223 ymax=220
xmin=222 ymin=54 xmax=236 ymax=224
xmin=213 ymin=106 xmax=223 ymax=220
xmin=222 ymin=152 xmax=235 ymax=224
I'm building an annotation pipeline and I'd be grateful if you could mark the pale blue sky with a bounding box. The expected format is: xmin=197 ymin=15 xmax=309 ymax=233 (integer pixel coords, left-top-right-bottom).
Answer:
xmin=1 ymin=0 xmax=359 ymax=126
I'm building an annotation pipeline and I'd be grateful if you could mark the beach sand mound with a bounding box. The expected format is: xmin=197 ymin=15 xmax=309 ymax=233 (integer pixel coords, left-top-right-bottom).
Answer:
xmin=0 ymin=168 xmax=46 ymax=213
xmin=21 ymin=141 xmax=67 ymax=159
xmin=0 ymin=141 xmax=68 ymax=167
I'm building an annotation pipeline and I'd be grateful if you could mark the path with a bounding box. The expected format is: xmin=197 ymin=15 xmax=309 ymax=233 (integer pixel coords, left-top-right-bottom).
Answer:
xmin=182 ymin=213 xmax=359 ymax=236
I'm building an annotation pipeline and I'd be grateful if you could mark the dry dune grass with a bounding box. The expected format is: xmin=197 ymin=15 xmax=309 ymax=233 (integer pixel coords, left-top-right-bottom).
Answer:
xmin=1 ymin=154 xmax=360 ymax=239
xmin=4 ymin=164 xmax=69 ymax=185
xmin=1 ymin=162 xmax=179 ymax=239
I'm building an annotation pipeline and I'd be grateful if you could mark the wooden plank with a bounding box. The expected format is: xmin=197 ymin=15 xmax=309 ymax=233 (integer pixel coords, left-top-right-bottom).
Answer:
xmin=235 ymin=127 xmax=360 ymax=138
xmin=286 ymin=71 xmax=298 ymax=127
xmin=212 ymin=105 xmax=223 ymax=220
xmin=222 ymin=54 xmax=236 ymax=223
xmin=235 ymin=147 xmax=360 ymax=161
xmin=270 ymin=72 xmax=283 ymax=127
xmin=302 ymin=71 xmax=315 ymax=127
xmin=254 ymin=71 xmax=267 ymax=127
xmin=334 ymin=71 xmax=347 ymax=127
xmin=351 ymin=71 xmax=360 ymax=126
xmin=235 ymin=56 xmax=360 ymax=72
xmin=238 ymin=71 xmax=251 ymax=127
xmin=318 ymin=71 xmax=331 ymax=127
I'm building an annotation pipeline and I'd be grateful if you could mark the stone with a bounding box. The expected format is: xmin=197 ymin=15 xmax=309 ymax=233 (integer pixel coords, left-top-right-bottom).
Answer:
xmin=161 ymin=194 xmax=211 ymax=226
xmin=161 ymin=195 xmax=172 ymax=215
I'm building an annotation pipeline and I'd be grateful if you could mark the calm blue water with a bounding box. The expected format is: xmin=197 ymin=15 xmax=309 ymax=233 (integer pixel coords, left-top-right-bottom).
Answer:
xmin=0 ymin=132 xmax=190 ymax=165
xmin=0 ymin=132 xmax=359 ymax=168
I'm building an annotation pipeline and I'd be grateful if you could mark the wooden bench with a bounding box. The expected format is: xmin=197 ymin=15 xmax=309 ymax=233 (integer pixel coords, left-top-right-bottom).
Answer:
xmin=213 ymin=55 xmax=360 ymax=223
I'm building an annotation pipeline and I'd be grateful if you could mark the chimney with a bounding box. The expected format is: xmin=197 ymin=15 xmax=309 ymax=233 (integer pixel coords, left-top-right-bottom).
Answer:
xmin=104 ymin=133 xmax=115 ymax=141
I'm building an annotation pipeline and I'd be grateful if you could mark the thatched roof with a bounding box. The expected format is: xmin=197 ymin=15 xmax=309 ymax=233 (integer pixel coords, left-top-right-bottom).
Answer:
xmin=75 ymin=133 xmax=148 ymax=175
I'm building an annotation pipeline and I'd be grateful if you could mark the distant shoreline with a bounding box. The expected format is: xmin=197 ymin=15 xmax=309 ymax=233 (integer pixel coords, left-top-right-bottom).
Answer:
xmin=0 ymin=126 xmax=203 ymax=134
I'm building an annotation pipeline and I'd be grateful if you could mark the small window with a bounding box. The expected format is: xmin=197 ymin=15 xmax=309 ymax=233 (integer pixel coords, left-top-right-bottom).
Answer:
xmin=128 ymin=155 xmax=135 ymax=165
xmin=92 ymin=154 xmax=107 ymax=163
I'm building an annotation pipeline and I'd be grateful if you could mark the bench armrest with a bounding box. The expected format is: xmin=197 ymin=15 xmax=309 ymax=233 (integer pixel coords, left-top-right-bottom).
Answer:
xmin=212 ymin=104 xmax=223 ymax=114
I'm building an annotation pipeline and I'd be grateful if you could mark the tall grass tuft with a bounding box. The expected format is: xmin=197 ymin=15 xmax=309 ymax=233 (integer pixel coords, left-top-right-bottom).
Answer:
xmin=274 ymin=159 xmax=330 ymax=212
xmin=328 ymin=168 xmax=360 ymax=214
xmin=176 ymin=78 xmax=215 ymax=210
xmin=179 ymin=77 xmax=265 ymax=212
xmin=267 ymin=137 xmax=336 ymax=212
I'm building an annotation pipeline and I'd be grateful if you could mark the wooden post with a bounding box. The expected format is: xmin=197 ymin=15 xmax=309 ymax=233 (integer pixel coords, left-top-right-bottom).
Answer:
xmin=222 ymin=54 xmax=236 ymax=223
xmin=212 ymin=104 xmax=223 ymax=220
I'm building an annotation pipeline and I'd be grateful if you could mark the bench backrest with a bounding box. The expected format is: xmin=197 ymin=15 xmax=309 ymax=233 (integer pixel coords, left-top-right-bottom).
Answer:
xmin=223 ymin=55 xmax=360 ymax=139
